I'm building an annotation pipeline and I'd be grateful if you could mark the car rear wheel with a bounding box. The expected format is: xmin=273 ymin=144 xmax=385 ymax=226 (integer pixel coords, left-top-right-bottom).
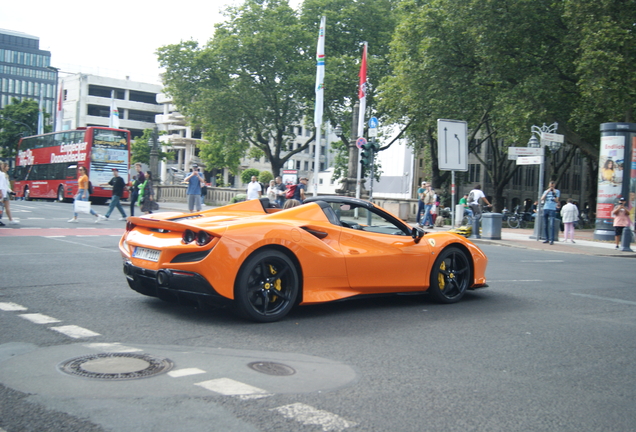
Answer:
xmin=234 ymin=249 xmax=299 ymax=323
xmin=428 ymin=246 xmax=470 ymax=304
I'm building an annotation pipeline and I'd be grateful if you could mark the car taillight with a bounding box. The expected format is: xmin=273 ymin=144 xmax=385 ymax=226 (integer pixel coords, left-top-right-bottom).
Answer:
xmin=125 ymin=221 xmax=136 ymax=232
xmin=183 ymin=229 xmax=196 ymax=244
xmin=196 ymin=230 xmax=212 ymax=246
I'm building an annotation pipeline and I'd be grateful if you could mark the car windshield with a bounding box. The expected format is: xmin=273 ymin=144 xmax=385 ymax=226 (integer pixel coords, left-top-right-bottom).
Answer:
xmin=329 ymin=202 xmax=408 ymax=236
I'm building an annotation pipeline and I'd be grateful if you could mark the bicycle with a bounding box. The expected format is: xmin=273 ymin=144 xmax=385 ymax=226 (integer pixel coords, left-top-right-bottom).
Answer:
xmin=506 ymin=206 xmax=532 ymax=229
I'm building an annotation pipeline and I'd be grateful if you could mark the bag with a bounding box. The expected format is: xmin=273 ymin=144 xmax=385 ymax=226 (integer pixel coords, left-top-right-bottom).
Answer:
xmin=88 ymin=181 xmax=93 ymax=195
xmin=74 ymin=200 xmax=92 ymax=214
xmin=468 ymin=191 xmax=475 ymax=203
xmin=285 ymin=184 xmax=297 ymax=199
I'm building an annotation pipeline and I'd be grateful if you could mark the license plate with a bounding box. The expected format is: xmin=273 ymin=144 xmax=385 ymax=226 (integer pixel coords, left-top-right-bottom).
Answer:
xmin=133 ymin=247 xmax=161 ymax=262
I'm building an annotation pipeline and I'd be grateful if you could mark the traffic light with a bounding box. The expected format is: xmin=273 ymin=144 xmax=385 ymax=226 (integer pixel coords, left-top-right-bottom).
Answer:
xmin=360 ymin=142 xmax=374 ymax=167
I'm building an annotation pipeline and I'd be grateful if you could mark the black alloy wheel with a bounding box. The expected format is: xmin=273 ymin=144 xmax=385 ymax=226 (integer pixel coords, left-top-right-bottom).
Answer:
xmin=234 ymin=250 xmax=299 ymax=322
xmin=428 ymin=247 xmax=470 ymax=304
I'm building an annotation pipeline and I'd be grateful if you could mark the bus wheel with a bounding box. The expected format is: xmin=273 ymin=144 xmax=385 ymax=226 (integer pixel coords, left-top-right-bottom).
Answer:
xmin=24 ymin=187 xmax=31 ymax=201
xmin=57 ymin=185 xmax=65 ymax=203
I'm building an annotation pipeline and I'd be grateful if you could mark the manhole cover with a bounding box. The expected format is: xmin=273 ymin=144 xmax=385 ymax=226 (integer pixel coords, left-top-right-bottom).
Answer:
xmin=248 ymin=361 xmax=295 ymax=376
xmin=58 ymin=353 xmax=173 ymax=380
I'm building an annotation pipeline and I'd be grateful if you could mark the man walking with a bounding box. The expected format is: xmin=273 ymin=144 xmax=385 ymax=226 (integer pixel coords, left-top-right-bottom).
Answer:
xmin=421 ymin=184 xmax=436 ymax=228
xmin=541 ymin=181 xmax=560 ymax=245
xmin=101 ymin=168 xmax=127 ymax=220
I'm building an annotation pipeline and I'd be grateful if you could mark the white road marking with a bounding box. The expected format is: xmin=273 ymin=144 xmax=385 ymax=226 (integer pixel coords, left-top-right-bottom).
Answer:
xmin=520 ymin=260 xmax=564 ymax=262
xmin=0 ymin=302 xmax=28 ymax=311
xmin=19 ymin=313 xmax=61 ymax=324
xmin=50 ymin=325 xmax=101 ymax=338
xmin=571 ymin=293 xmax=636 ymax=306
xmin=84 ymin=342 xmax=142 ymax=352
xmin=168 ymin=368 xmax=206 ymax=378
xmin=272 ymin=403 xmax=358 ymax=432
xmin=487 ymin=279 xmax=542 ymax=282
xmin=195 ymin=378 xmax=271 ymax=399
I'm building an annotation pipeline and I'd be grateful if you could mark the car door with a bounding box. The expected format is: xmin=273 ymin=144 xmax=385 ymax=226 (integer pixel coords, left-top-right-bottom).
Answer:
xmin=337 ymin=205 xmax=432 ymax=293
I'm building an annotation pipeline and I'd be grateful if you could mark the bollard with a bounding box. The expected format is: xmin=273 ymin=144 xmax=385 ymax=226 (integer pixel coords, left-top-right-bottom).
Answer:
xmin=620 ymin=226 xmax=634 ymax=252
xmin=469 ymin=215 xmax=481 ymax=239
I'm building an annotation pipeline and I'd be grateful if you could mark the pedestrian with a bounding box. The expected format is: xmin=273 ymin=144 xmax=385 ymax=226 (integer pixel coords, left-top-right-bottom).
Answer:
xmin=274 ymin=176 xmax=286 ymax=208
xmin=416 ymin=181 xmax=427 ymax=227
xmin=100 ymin=168 xmax=127 ymax=220
xmin=561 ymin=198 xmax=579 ymax=243
xmin=459 ymin=193 xmax=473 ymax=219
xmin=266 ymin=179 xmax=278 ymax=203
xmin=129 ymin=163 xmax=145 ymax=217
xmin=184 ymin=167 xmax=203 ymax=212
xmin=541 ymin=181 xmax=561 ymax=245
xmin=200 ymin=173 xmax=207 ymax=207
xmin=467 ymin=184 xmax=492 ymax=221
xmin=0 ymin=161 xmax=19 ymax=225
xmin=283 ymin=199 xmax=301 ymax=209
xmin=612 ymin=196 xmax=632 ymax=249
xmin=293 ymin=177 xmax=308 ymax=203
xmin=68 ymin=166 xmax=105 ymax=223
xmin=421 ymin=184 xmax=436 ymax=228
xmin=138 ymin=171 xmax=158 ymax=214
xmin=246 ymin=175 xmax=262 ymax=200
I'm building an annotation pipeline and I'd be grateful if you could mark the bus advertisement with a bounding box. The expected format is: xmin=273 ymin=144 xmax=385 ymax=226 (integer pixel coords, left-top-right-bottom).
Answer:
xmin=13 ymin=127 xmax=131 ymax=203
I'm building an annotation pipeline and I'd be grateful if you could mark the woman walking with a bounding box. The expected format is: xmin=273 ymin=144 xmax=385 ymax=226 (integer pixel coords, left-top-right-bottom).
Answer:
xmin=138 ymin=171 xmax=159 ymax=214
xmin=68 ymin=166 xmax=105 ymax=223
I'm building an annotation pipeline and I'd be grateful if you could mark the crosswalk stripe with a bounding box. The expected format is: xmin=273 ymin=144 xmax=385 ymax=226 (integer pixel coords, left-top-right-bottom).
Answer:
xmin=168 ymin=368 xmax=206 ymax=378
xmin=272 ymin=403 xmax=358 ymax=432
xmin=0 ymin=302 xmax=28 ymax=311
xmin=50 ymin=325 xmax=100 ymax=338
xmin=195 ymin=378 xmax=271 ymax=399
xmin=19 ymin=313 xmax=61 ymax=324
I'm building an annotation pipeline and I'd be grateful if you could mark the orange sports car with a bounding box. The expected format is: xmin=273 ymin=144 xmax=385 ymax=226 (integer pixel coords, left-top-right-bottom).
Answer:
xmin=119 ymin=196 xmax=488 ymax=322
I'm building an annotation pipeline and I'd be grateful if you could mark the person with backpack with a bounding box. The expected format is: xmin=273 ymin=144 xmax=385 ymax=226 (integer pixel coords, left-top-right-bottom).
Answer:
xmin=129 ymin=163 xmax=145 ymax=217
xmin=467 ymin=184 xmax=491 ymax=221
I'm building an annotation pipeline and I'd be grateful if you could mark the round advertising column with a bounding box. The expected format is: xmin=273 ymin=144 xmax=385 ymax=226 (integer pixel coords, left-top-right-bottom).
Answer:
xmin=594 ymin=123 xmax=636 ymax=241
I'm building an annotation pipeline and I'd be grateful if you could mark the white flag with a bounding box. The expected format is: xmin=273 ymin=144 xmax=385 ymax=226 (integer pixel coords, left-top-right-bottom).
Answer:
xmin=109 ymin=92 xmax=120 ymax=129
xmin=55 ymin=83 xmax=64 ymax=132
xmin=314 ymin=16 xmax=326 ymax=129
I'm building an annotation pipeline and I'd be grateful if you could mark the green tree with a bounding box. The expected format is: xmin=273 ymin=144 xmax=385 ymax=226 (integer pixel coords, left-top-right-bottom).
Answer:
xmin=240 ymin=168 xmax=260 ymax=185
xmin=130 ymin=129 xmax=171 ymax=165
xmin=258 ymin=171 xmax=274 ymax=184
xmin=0 ymin=98 xmax=48 ymax=157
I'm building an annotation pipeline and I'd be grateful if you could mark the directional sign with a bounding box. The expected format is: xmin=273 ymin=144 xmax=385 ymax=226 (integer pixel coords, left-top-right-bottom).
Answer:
xmin=508 ymin=147 xmax=544 ymax=160
xmin=437 ymin=119 xmax=468 ymax=171
xmin=516 ymin=156 xmax=542 ymax=165
xmin=356 ymin=137 xmax=367 ymax=149
xmin=541 ymin=132 xmax=564 ymax=143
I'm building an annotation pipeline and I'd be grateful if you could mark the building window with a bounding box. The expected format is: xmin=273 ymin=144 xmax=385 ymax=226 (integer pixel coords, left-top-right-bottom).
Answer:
xmin=469 ymin=164 xmax=481 ymax=183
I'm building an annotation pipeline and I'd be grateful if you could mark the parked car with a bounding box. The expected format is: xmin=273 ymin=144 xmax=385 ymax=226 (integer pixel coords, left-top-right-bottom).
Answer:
xmin=119 ymin=196 xmax=489 ymax=322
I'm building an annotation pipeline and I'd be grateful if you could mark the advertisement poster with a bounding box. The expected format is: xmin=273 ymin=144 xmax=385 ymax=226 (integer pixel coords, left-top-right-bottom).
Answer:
xmin=596 ymin=135 xmax=625 ymax=226
xmin=631 ymin=136 xmax=636 ymax=226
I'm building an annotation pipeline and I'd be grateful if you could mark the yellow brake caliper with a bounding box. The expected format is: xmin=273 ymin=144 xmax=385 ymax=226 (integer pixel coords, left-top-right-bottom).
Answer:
xmin=267 ymin=264 xmax=282 ymax=300
xmin=438 ymin=261 xmax=447 ymax=291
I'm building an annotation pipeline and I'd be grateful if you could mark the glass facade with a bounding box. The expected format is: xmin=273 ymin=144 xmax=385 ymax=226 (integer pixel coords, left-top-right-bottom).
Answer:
xmin=0 ymin=29 xmax=57 ymax=122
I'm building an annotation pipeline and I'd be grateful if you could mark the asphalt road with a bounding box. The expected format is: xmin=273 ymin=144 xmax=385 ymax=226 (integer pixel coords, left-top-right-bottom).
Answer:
xmin=1 ymin=201 xmax=635 ymax=432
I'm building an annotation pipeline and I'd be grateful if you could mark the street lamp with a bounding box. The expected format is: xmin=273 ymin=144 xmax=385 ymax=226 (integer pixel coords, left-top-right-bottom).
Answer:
xmin=527 ymin=122 xmax=559 ymax=240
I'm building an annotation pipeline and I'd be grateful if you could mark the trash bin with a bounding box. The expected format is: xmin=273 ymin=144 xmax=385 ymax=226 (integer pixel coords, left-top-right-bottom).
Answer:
xmin=481 ymin=213 xmax=503 ymax=240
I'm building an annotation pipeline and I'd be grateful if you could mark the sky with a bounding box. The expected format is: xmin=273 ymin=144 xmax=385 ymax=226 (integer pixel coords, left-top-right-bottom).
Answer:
xmin=1 ymin=0 xmax=288 ymax=85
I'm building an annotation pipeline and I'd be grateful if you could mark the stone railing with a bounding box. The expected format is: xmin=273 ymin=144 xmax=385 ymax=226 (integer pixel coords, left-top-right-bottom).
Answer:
xmin=156 ymin=185 xmax=421 ymax=221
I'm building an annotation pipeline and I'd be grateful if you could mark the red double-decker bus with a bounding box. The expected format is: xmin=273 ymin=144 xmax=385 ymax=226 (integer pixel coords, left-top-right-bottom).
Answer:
xmin=14 ymin=127 xmax=131 ymax=203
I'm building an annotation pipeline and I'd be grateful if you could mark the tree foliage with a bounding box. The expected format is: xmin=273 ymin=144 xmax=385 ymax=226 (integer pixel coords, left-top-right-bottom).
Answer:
xmin=0 ymin=99 xmax=49 ymax=158
xmin=157 ymin=0 xmax=399 ymax=178
xmin=130 ymin=129 xmax=171 ymax=165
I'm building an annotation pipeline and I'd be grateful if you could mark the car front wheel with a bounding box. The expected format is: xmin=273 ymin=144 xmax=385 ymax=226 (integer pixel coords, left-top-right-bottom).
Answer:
xmin=234 ymin=249 xmax=299 ymax=323
xmin=428 ymin=246 xmax=470 ymax=303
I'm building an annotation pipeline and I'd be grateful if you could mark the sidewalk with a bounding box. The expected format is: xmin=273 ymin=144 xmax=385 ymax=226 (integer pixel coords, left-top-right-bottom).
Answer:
xmin=157 ymin=201 xmax=636 ymax=258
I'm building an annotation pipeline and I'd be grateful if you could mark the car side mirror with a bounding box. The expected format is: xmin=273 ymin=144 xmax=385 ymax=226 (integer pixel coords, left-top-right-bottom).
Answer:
xmin=412 ymin=226 xmax=424 ymax=244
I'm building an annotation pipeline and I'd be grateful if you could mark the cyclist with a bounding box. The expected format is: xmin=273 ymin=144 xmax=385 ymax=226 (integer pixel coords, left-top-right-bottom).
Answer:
xmin=467 ymin=185 xmax=492 ymax=220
